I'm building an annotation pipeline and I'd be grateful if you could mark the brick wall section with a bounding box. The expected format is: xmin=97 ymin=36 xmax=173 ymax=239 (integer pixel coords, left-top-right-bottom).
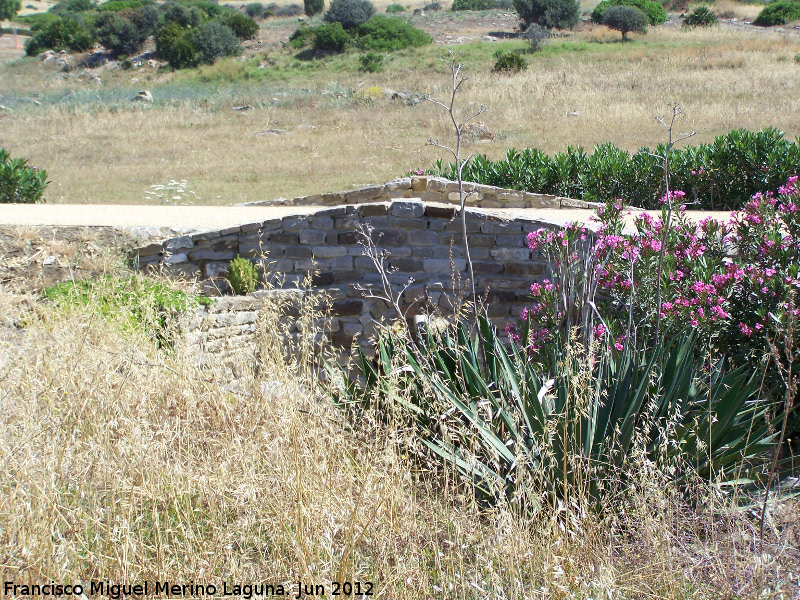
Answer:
xmin=140 ymin=199 xmax=576 ymax=359
xmin=243 ymin=176 xmax=593 ymax=210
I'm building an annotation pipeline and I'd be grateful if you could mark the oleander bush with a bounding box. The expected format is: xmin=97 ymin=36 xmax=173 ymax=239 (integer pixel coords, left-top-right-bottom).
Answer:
xmin=0 ymin=149 xmax=49 ymax=204
xmin=428 ymin=128 xmax=800 ymax=209
xmin=591 ymin=0 xmax=666 ymax=25
xmin=323 ymin=0 xmax=375 ymax=29
xmin=754 ymin=0 xmax=800 ymax=26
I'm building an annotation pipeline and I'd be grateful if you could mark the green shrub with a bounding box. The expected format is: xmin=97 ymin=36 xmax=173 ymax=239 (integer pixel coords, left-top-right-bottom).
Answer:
xmin=591 ymin=0 xmax=665 ymax=25
xmin=358 ymin=50 xmax=383 ymax=70
xmin=245 ymin=2 xmax=265 ymax=17
xmin=19 ymin=12 xmax=60 ymax=31
xmin=603 ymin=5 xmax=648 ymax=39
xmin=95 ymin=12 xmax=146 ymax=55
xmin=492 ymin=48 xmax=527 ymax=72
xmin=190 ymin=21 xmax=241 ymax=63
xmin=682 ymin=5 xmax=717 ymax=27
xmin=288 ymin=22 xmax=315 ymax=47
xmin=753 ymin=0 xmax=800 ymax=26
xmin=218 ymin=12 xmax=259 ymax=39
xmin=313 ymin=20 xmax=350 ymax=50
xmin=353 ymin=15 xmax=433 ymax=51
xmin=97 ymin=0 xmax=149 ymax=11
xmin=520 ymin=22 xmax=549 ymax=50
xmin=161 ymin=2 xmax=204 ymax=28
xmin=386 ymin=2 xmax=405 ymax=11
xmin=304 ymin=0 xmax=324 ymax=16
xmin=513 ymin=0 xmax=580 ymax=29
xmin=795 ymin=52 xmax=800 ymax=63
xmin=423 ymin=0 xmax=441 ymax=9
xmin=226 ymin=256 xmax=259 ymax=295
xmin=274 ymin=3 xmax=303 ymax=16
xmin=452 ymin=0 xmax=511 ymax=10
xmin=65 ymin=0 xmax=93 ymax=11
xmin=156 ymin=23 xmax=198 ymax=67
xmin=323 ymin=0 xmax=375 ymax=29
xmin=0 ymin=149 xmax=49 ymax=204
xmin=0 ymin=0 xmax=21 ymax=22
xmin=25 ymin=17 xmax=94 ymax=55
xmin=131 ymin=4 xmax=160 ymax=36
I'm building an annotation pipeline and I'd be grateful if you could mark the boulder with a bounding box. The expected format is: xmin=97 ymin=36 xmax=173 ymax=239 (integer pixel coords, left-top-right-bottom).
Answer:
xmin=132 ymin=90 xmax=153 ymax=103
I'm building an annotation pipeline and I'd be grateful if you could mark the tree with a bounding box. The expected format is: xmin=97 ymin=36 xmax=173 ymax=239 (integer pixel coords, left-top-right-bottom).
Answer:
xmin=512 ymin=0 xmax=580 ymax=30
xmin=603 ymin=5 xmax=647 ymax=40
xmin=0 ymin=0 xmax=22 ymax=23
xmin=323 ymin=0 xmax=375 ymax=29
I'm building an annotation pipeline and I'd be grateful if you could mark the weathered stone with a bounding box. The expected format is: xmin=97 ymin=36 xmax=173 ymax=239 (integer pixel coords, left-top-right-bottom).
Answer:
xmin=481 ymin=221 xmax=521 ymax=234
xmin=370 ymin=229 xmax=407 ymax=246
xmin=164 ymin=236 xmax=193 ymax=251
xmin=315 ymin=206 xmax=347 ymax=216
xmin=504 ymin=261 xmax=543 ymax=276
xmin=424 ymin=258 xmax=467 ymax=273
xmin=411 ymin=177 xmax=428 ymax=192
xmin=338 ymin=231 xmax=360 ymax=245
xmin=313 ymin=246 xmax=348 ymax=258
xmin=163 ymin=253 xmax=188 ymax=264
xmin=283 ymin=246 xmax=313 ymax=259
xmin=163 ymin=263 xmax=200 ymax=277
xmin=560 ymin=198 xmax=589 ymax=209
xmin=311 ymin=272 xmax=335 ymax=286
xmin=332 ymin=299 xmax=363 ymax=316
xmin=391 ymin=199 xmax=425 ymax=218
xmin=360 ymin=203 xmax=389 ymax=217
xmin=490 ymin=248 xmax=530 ymax=261
xmin=282 ymin=216 xmax=309 ymax=230
xmin=341 ymin=321 xmax=363 ymax=337
xmin=204 ymin=261 xmax=230 ymax=278
xmin=330 ymin=255 xmax=354 ymax=270
xmin=472 ymin=261 xmax=504 ymax=275
xmin=263 ymin=258 xmax=294 ymax=272
xmin=385 ymin=178 xmax=412 ymax=192
xmin=299 ymin=229 xmax=327 ymax=245
xmin=269 ymin=232 xmax=299 ymax=244
xmin=189 ymin=249 xmax=237 ymax=261
xmin=308 ymin=217 xmax=334 ymax=229
xmin=364 ymin=216 xmax=389 ymax=228
xmin=295 ymin=259 xmax=330 ymax=271
xmin=389 ymin=217 xmax=427 ymax=230
xmin=527 ymin=194 xmax=560 ymax=209
xmin=425 ymin=205 xmax=457 ymax=219
xmin=137 ymin=243 xmax=163 ymax=257
xmin=346 ymin=186 xmax=384 ymax=203
xmin=408 ymin=230 xmax=438 ymax=246
xmin=426 ymin=178 xmax=449 ymax=193
xmin=390 ymin=257 xmax=423 ymax=272
xmin=321 ymin=192 xmax=346 ymax=205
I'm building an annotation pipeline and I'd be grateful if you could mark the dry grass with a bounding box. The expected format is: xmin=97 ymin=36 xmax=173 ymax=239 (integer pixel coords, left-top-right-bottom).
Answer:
xmin=2 ymin=24 xmax=800 ymax=205
xmin=0 ymin=238 xmax=798 ymax=596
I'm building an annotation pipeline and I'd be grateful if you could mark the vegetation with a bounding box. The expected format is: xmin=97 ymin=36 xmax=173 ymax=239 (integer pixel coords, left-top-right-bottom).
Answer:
xmin=513 ymin=0 xmax=580 ymax=29
xmin=24 ymin=16 xmax=94 ymax=55
xmin=452 ymin=0 xmax=513 ymax=10
xmin=423 ymin=0 xmax=441 ymax=9
xmin=591 ymin=0 xmax=666 ymax=25
xmin=754 ymin=0 xmax=800 ymax=26
xmin=430 ymin=128 xmax=800 ymax=209
xmin=219 ymin=12 xmax=260 ymax=40
xmin=386 ymin=2 xmax=405 ymax=11
xmin=95 ymin=10 xmax=150 ymax=56
xmin=492 ymin=48 xmax=528 ymax=72
xmin=245 ymin=2 xmax=266 ymax=18
xmin=226 ymin=255 xmax=259 ymax=295
xmin=0 ymin=149 xmax=49 ymax=204
xmin=323 ymin=0 xmax=375 ymax=29
xmin=304 ymin=0 xmax=324 ymax=16
xmin=0 ymin=0 xmax=21 ymax=22
xmin=683 ymin=5 xmax=718 ymax=27
xmin=520 ymin=22 xmax=550 ymax=51
xmin=353 ymin=15 xmax=433 ymax=51
xmin=313 ymin=20 xmax=350 ymax=51
xmin=190 ymin=21 xmax=242 ymax=64
xmin=358 ymin=50 xmax=383 ymax=71
xmin=603 ymin=5 xmax=648 ymax=40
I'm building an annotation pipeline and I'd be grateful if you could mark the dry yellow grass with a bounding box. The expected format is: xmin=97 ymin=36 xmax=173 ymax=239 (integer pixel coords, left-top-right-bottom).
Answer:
xmin=2 ymin=24 xmax=800 ymax=205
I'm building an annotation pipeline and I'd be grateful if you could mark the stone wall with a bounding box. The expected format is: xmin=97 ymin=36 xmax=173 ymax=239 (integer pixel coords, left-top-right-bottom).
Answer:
xmin=140 ymin=198 xmax=579 ymax=360
xmin=243 ymin=176 xmax=594 ymax=211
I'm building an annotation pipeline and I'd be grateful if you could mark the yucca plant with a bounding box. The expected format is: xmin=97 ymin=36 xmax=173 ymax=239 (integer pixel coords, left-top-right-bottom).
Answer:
xmin=330 ymin=317 xmax=777 ymax=513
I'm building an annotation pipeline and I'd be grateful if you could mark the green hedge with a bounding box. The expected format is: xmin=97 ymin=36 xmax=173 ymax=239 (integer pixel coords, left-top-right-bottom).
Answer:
xmin=591 ymin=0 xmax=665 ymax=25
xmin=427 ymin=128 xmax=800 ymax=210
xmin=753 ymin=0 xmax=800 ymax=26
xmin=354 ymin=15 xmax=432 ymax=51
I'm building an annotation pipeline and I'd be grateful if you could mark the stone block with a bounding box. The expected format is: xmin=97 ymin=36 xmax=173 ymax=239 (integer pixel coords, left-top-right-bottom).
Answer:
xmin=390 ymin=257 xmax=423 ymax=272
xmin=432 ymin=246 xmax=464 ymax=259
xmin=269 ymin=232 xmax=299 ymax=245
xmin=282 ymin=216 xmax=309 ymax=231
xmin=164 ymin=263 xmax=200 ymax=278
xmin=341 ymin=321 xmax=363 ymax=337
xmin=560 ymin=198 xmax=589 ymax=209
xmin=391 ymin=199 xmax=425 ymax=218
xmin=295 ymin=259 xmax=331 ymax=271
xmin=408 ymin=230 xmax=438 ymax=246
xmin=385 ymin=178 xmax=412 ymax=191
xmin=313 ymin=246 xmax=348 ymax=258
xmin=490 ymin=247 xmax=530 ymax=261
xmin=370 ymin=229 xmax=407 ymax=246
xmin=527 ymin=194 xmax=560 ymax=209
xmin=189 ymin=249 xmax=236 ymax=262
xmin=472 ymin=260 xmax=504 ymax=275
xmin=360 ymin=203 xmax=389 ymax=217
xmin=338 ymin=231 xmax=360 ymax=245
xmin=334 ymin=270 xmax=363 ymax=283
xmin=427 ymin=178 xmax=449 ymax=192
xmin=425 ymin=205 xmax=457 ymax=219
xmin=263 ymin=258 xmax=294 ymax=272
xmin=204 ymin=261 xmax=230 ymax=278
xmin=480 ymin=200 xmax=502 ymax=209
xmin=481 ymin=221 xmax=522 ymax=234
xmin=365 ymin=216 xmax=389 ymax=228
xmin=411 ymin=177 xmax=428 ymax=192
xmin=283 ymin=246 xmax=313 ymax=259
xmin=389 ymin=217 xmax=427 ymax=230
xmin=332 ymin=299 xmax=363 ymax=316
xmin=192 ymin=230 xmax=221 ymax=241
xmin=330 ymin=255 xmax=354 ymax=270
xmin=424 ymin=258 xmax=466 ymax=273
xmin=493 ymin=234 xmax=527 ymax=247
xmin=164 ymin=236 xmax=193 ymax=251
xmin=311 ymin=272 xmax=335 ymax=286
xmin=219 ymin=226 xmax=241 ymax=236
xmin=163 ymin=253 xmax=188 ymax=264
xmin=315 ymin=206 xmax=347 ymax=217
xmin=504 ymin=261 xmax=543 ymax=276
xmin=137 ymin=242 xmax=163 ymax=257
xmin=299 ymin=229 xmax=327 ymax=245
xmin=444 ymin=220 xmax=481 ymax=233
xmin=334 ymin=217 xmax=361 ymax=231
xmin=346 ymin=186 xmax=384 ymax=203
xmin=322 ymin=192 xmax=346 ymax=205
xmin=308 ymin=217 xmax=334 ymax=229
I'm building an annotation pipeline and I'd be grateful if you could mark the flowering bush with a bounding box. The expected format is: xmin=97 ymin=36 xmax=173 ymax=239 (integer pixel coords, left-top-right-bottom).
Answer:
xmin=511 ymin=177 xmax=800 ymax=375
xmin=0 ymin=149 xmax=49 ymax=204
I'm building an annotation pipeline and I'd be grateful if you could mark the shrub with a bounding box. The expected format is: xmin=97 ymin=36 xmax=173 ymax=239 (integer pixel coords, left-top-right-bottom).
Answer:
xmin=353 ymin=14 xmax=433 ymax=51
xmin=190 ymin=21 xmax=241 ymax=63
xmin=0 ymin=0 xmax=21 ymax=22
xmin=156 ymin=23 xmax=198 ymax=67
xmin=95 ymin=12 xmax=146 ymax=55
xmin=19 ymin=12 xmax=60 ymax=31
xmin=423 ymin=0 xmax=441 ymax=9
xmin=24 ymin=17 xmax=94 ymax=55
xmin=386 ymin=2 xmax=404 ymax=11
xmin=492 ymin=48 xmax=527 ymax=72
xmin=452 ymin=0 xmax=511 ymax=10
xmin=603 ymin=5 xmax=647 ymax=39
xmin=245 ymin=2 xmax=265 ymax=17
xmin=226 ymin=256 xmax=259 ymax=295
xmin=0 ymin=149 xmax=49 ymax=204
xmin=520 ymin=22 xmax=549 ymax=50
xmin=97 ymin=0 xmax=149 ymax=11
xmin=323 ymin=0 xmax=375 ymax=29
xmin=161 ymin=2 xmax=205 ymax=27
xmin=513 ymin=0 xmax=580 ymax=29
xmin=274 ymin=2 xmax=303 ymax=16
xmin=304 ymin=0 xmax=324 ymax=16
xmin=131 ymin=4 xmax=160 ymax=36
xmin=313 ymin=20 xmax=350 ymax=50
xmin=358 ymin=50 xmax=383 ymax=71
xmin=591 ymin=0 xmax=666 ymax=25
xmin=65 ymin=0 xmax=93 ymax=11
xmin=288 ymin=21 xmax=315 ymax=47
xmin=754 ymin=0 xmax=800 ymax=26
xmin=682 ymin=5 xmax=717 ymax=27
xmin=218 ymin=12 xmax=259 ymax=39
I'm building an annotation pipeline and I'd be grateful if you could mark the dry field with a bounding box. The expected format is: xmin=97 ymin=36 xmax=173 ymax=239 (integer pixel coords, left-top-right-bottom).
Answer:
xmin=2 ymin=13 xmax=800 ymax=205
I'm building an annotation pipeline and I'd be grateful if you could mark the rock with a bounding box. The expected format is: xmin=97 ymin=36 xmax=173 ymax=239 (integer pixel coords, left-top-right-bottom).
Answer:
xmin=390 ymin=91 xmax=422 ymax=106
xmin=462 ymin=121 xmax=495 ymax=141
xmin=147 ymin=59 xmax=158 ymax=68
xmin=481 ymin=35 xmax=498 ymax=41
xmin=413 ymin=8 xmax=424 ymax=15
xmin=255 ymin=128 xmax=288 ymax=135
xmin=132 ymin=90 xmax=153 ymax=103
xmin=233 ymin=105 xmax=253 ymax=111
